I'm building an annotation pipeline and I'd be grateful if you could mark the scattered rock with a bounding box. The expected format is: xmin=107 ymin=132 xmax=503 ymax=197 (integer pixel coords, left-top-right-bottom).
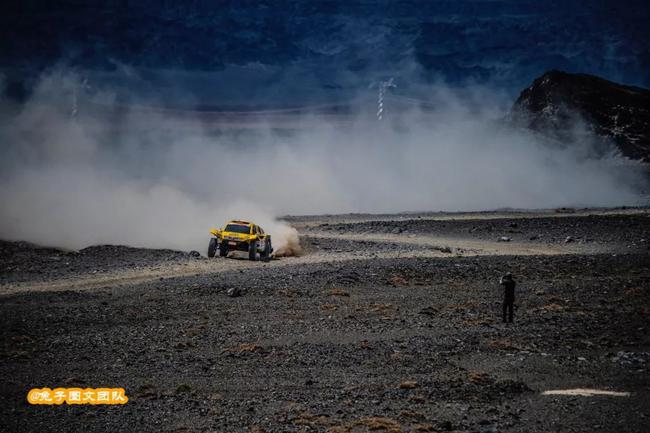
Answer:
xmin=419 ymin=306 xmax=438 ymax=316
xmin=227 ymin=287 xmax=243 ymax=297
xmin=611 ymin=351 xmax=649 ymax=367
xmin=175 ymin=383 xmax=192 ymax=394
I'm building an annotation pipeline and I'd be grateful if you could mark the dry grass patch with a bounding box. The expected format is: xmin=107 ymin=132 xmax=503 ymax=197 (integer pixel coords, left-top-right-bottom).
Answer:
xmin=468 ymin=371 xmax=493 ymax=385
xmin=357 ymin=417 xmax=402 ymax=432
xmin=353 ymin=303 xmax=397 ymax=318
xmin=369 ymin=303 xmax=396 ymax=314
xmin=292 ymin=411 xmax=337 ymax=427
xmin=390 ymin=275 xmax=410 ymax=286
xmin=329 ymin=288 xmax=350 ymax=297
xmin=572 ymin=309 xmax=591 ymax=316
xmin=461 ymin=317 xmax=492 ymax=326
xmin=412 ymin=424 xmax=437 ymax=432
xmin=184 ymin=324 xmax=206 ymax=337
xmin=486 ymin=338 xmax=521 ymax=351
xmin=276 ymin=288 xmax=297 ymax=297
xmin=239 ymin=343 xmax=261 ymax=352
xmin=398 ymin=410 xmax=425 ymax=421
xmin=327 ymin=416 xmax=402 ymax=433
xmin=398 ymin=380 xmax=418 ymax=389
xmin=538 ymin=303 xmax=567 ymax=312
xmin=624 ymin=287 xmax=643 ymax=296
xmin=408 ymin=394 xmax=427 ymax=403
xmin=448 ymin=301 xmax=479 ymax=312
xmin=284 ymin=312 xmax=305 ymax=321
xmin=174 ymin=340 xmax=196 ymax=350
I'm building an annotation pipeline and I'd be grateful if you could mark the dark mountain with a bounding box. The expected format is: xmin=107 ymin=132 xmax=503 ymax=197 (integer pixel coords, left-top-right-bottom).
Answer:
xmin=511 ymin=70 xmax=650 ymax=162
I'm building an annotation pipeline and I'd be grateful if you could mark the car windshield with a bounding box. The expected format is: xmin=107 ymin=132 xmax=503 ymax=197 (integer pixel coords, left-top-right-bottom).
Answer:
xmin=224 ymin=224 xmax=250 ymax=234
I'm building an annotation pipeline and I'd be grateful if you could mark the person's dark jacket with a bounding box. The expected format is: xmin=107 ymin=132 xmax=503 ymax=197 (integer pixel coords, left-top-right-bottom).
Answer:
xmin=500 ymin=277 xmax=515 ymax=302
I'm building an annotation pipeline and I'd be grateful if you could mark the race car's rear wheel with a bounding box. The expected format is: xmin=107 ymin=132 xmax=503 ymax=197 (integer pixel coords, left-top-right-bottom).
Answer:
xmin=248 ymin=240 xmax=257 ymax=261
xmin=261 ymin=239 xmax=271 ymax=262
xmin=219 ymin=241 xmax=228 ymax=257
xmin=208 ymin=238 xmax=218 ymax=258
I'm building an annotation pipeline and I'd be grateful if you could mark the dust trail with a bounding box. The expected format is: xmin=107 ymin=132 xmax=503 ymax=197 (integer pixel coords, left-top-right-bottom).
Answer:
xmin=0 ymin=70 xmax=644 ymax=253
xmin=272 ymin=225 xmax=302 ymax=257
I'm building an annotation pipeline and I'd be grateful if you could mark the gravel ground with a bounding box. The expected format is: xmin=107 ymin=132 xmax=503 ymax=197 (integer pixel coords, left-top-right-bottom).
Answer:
xmin=1 ymin=209 xmax=649 ymax=433
xmin=0 ymin=242 xmax=192 ymax=284
xmin=302 ymin=213 xmax=650 ymax=246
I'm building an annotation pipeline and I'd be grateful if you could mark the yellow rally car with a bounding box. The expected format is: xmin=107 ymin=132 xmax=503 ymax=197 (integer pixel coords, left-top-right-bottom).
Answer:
xmin=208 ymin=220 xmax=273 ymax=261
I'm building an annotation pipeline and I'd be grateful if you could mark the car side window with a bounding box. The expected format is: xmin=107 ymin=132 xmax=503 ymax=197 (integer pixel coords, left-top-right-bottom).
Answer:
xmin=259 ymin=227 xmax=264 ymax=235
xmin=253 ymin=225 xmax=258 ymax=235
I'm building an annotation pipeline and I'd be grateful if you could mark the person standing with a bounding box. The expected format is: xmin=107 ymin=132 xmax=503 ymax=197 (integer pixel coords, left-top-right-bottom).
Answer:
xmin=500 ymin=272 xmax=516 ymax=323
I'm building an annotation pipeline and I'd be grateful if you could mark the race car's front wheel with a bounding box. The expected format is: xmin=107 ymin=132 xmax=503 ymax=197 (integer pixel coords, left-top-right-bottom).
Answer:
xmin=261 ymin=239 xmax=271 ymax=262
xmin=219 ymin=242 xmax=228 ymax=257
xmin=248 ymin=240 xmax=257 ymax=261
xmin=207 ymin=238 xmax=218 ymax=258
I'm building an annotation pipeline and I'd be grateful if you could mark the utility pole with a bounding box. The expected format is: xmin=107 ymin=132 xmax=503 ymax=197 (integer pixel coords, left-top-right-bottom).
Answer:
xmin=376 ymin=77 xmax=396 ymax=120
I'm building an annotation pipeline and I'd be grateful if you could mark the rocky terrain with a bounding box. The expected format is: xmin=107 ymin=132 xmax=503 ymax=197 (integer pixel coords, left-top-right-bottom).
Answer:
xmin=0 ymin=242 xmax=190 ymax=285
xmin=1 ymin=208 xmax=649 ymax=432
xmin=511 ymin=70 xmax=650 ymax=162
xmin=301 ymin=211 xmax=649 ymax=245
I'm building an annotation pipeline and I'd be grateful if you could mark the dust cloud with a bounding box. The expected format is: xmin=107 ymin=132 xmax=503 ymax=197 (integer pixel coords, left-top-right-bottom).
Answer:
xmin=0 ymin=71 xmax=644 ymax=252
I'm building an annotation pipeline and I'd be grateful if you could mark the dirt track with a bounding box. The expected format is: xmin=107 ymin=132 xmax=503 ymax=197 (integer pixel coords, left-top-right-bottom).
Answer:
xmin=1 ymin=209 xmax=649 ymax=432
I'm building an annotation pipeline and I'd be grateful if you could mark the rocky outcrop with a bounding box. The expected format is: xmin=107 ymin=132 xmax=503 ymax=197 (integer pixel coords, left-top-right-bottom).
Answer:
xmin=511 ymin=70 xmax=650 ymax=162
